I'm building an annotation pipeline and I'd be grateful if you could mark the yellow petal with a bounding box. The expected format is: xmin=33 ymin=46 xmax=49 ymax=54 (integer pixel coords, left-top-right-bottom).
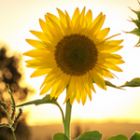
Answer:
xmin=67 ymin=76 xmax=75 ymax=96
xmin=80 ymin=7 xmax=86 ymax=22
xmin=102 ymin=69 xmax=114 ymax=78
xmin=40 ymin=80 xmax=54 ymax=95
xmin=88 ymin=12 xmax=103 ymax=30
xmin=81 ymin=90 xmax=87 ymax=105
xmin=30 ymin=31 xmax=50 ymax=42
xmin=30 ymin=68 xmax=51 ymax=77
xmin=87 ymin=15 xmax=105 ymax=38
xmin=85 ymin=9 xmax=92 ymax=26
xmin=97 ymin=43 xmax=123 ymax=53
xmin=91 ymin=84 xmax=96 ymax=93
xmin=25 ymin=59 xmax=56 ymax=68
xmin=98 ymin=54 xmax=124 ymax=64
xmin=64 ymin=76 xmax=75 ymax=103
xmin=50 ymin=82 xmax=59 ymax=99
xmin=107 ymin=40 xmax=123 ymax=45
xmin=75 ymin=77 xmax=81 ymax=103
xmin=105 ymin=64 xmax=123 ymax=72
xmin=96 ymin=28 xmax=110 ymax=40
xmin=89 ymin=69 xmax=106 ymax=90
xmin=103 ymin=33 xmax=121 ymax=42
xmin=39 ymin=19 xmax=52 ymax=39
xmin=72 ymin=8 xmax=80 ymax=25
xmin=57 ymin=8 xmax=67 ymax=27
xmin=49 ymin=72 xmax=65 ymax=99
xmin=105 ymin=59 xmax=125 ymax=64
xmin=26 ymin=39 xmax=46 ymax=49
xmin=98 ymin=61 xmax=123 ymax=72
xmin=72 ymin=15 xmax=81 ymax=34
xmin=23 ymin=49 xmax=50 ymax=57
xmin=77 ymin=76 xmax=84 ymax=100
xmin=98 ymin=53 xmax=122 ymax=59
xmin=25 ymin=41 xmax=55 ymax=52
xmin=65 ymin=10 xmax=72 ymax=34
xmin=95 ymin=65 xmax=114 ymax=78
xmin=70 ymin=92 xmax=76 ymax=105
xmin=55 ymin=74 xmax=70 ymax=98
xmin=40 ymin=68 xmax=61 ymax=88
xmin=47 ymin=13 xmax=61 ymax=27
xmin=85 ymin=73 xmax=93 ymax=100
xmin=48 ymin=17 xmax=64 ymax=37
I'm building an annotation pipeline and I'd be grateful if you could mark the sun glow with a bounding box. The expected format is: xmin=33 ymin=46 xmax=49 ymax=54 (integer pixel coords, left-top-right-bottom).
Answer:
xmin=0 ymin=0 xmax=140 ymax=126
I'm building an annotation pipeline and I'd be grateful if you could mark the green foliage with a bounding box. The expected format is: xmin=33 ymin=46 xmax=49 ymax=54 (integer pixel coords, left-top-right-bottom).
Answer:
xmin=130 ymin=131 xmax=140 ymax=140
xmin=16 ymin=94 xmax=57 ymax=107
xmin=126 ymin=1 xmax=140 ymax=47
xmin=128 ymin=6 xmax=140 ymax=33
xmin=0 ymin=85 xmax=23 ymax=140
xmin=12 ymin=108 xmax=22 ymax=131
xmin=105 ymin=80 xmax=122 ymax=89
xmin=119 ymin=78 xmax=140 ymax=87
xmin=107 ymin=135 xmax=128 ymax=140
xmin=128 ymin=28 xmax=140 ymax=36
xmin=0 ymin=123 xmax=10 ymax=128
xmin=75 ymin=131 xmax=102 ymax=140
xmin=93 ymin=80 xmax=123 ymax=89
xmin=53 ymin=133 xmax=69 ymax=140
xmin=129 ymin=7 xmax=140 ymax=22
xmin=6 ymin=84 xmax=15 ymax=120
xmin=16 ymin=94 xmax=65 ymax=124
xmin=0 ymin=100 xmax=7 ymax=110
xmin=95 ymin=78 xmax=140 ymax=89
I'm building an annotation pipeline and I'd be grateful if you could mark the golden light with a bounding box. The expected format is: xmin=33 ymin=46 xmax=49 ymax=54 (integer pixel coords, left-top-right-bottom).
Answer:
xmin=0 ymin=0 xmax=140 ymax=126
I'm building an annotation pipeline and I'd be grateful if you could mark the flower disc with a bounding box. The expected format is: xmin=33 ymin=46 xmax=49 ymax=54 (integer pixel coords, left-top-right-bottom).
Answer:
xmin=55 ymin=34 xmax=98 ymax=76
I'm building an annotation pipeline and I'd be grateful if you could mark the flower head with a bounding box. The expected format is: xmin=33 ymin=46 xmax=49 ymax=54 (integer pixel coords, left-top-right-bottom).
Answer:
xmin=24 ymin=7 xmax=124 ymax=105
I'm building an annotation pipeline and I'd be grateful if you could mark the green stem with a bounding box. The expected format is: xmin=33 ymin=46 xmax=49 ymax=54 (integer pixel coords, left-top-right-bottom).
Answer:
xmin=56 ymin=102 xmax=65 ymax=125
xmin=64 ymin=99 xmax=72 ymax=139
xmin=5 ymin=111 xmax=17 ymax=140
xmin=11 ymin=128 xmax=17 ymax=140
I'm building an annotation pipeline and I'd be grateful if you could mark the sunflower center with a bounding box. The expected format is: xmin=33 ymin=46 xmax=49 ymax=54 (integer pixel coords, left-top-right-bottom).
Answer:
xmin=55 ymin=34 xmax=98 ymax=76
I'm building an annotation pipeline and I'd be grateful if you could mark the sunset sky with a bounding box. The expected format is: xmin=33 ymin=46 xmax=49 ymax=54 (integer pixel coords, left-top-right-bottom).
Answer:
xmin=0 ymin=0 xmax=140 ymax=125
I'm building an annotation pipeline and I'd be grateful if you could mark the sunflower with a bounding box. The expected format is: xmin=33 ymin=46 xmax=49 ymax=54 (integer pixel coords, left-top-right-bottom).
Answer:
xmin=24 ymin=7 xmax=124 ymax=105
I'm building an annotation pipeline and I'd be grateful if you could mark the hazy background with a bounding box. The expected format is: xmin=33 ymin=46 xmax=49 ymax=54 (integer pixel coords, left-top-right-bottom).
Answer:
xmin=0 ymin=0 xmax=140 ymax=128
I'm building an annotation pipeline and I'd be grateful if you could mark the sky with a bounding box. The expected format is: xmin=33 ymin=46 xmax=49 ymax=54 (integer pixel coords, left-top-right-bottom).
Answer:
xmin=0 ymin=0 xmax=140 ymax=125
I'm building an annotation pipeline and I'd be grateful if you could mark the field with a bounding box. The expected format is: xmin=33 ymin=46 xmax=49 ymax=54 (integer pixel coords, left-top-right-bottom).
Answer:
xmin=29 ymin=122 xmax=140 ymax=140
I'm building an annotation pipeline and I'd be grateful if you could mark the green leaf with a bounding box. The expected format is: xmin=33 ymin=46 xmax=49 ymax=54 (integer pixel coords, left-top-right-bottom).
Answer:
xmin=93 ymin=80 xmax=122 ymax=89
xmin=16 ymin=94 xmax=57 ymax=107
xmin=127 ymin=28 xmax=140 ymax=36
xmin=107 ymin=134 xmax=128 ymax=140
xmin=16 ymin=94 xmax=65 ymax=124
xmin=119 ymin=78 xmax=140 ymax=87
xmin=129 ymin=7 xmax=140 ymax=21
xmin=105 ymin=80 xmax=122 ymax=89
xmin=75 ymin=131 xmax=102 ymax=140
xmin=0 ymin=123 xmax=10 ymax=128
xmin=130 ymin=19 xmax=140 ymax=29
xmin=135 ymin=38 xmax=140 ymax=47
xmin=53 ymin=133 xmax=69 ymax=140
xmin=130 ymin=131 xmax=140 ymax=140
xmin=12 ymin=108 xmax=22 ymax=130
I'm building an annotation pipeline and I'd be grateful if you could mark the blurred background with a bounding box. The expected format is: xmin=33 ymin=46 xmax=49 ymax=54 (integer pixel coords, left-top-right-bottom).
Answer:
xmin=0 ymin=0 xmax=140 ymax=139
